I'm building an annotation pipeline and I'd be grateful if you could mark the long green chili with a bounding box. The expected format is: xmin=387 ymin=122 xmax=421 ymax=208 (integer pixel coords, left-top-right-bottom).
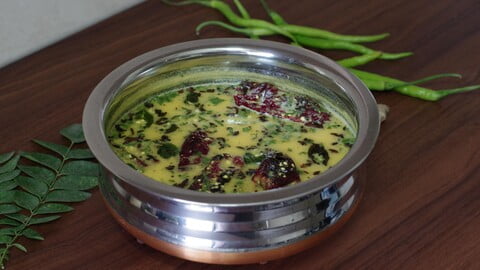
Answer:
xmin=195 ymin=20 xmax=262 ymax=36
xmin=360 ymin=73 xmax=461 ymax=90
xmin=164 ymin=0 xmax=389 ymax=43
xmin=337 ymin=52 xmax=382 ymax=67
xmin=233 ymin=0 xmax=258 ymax=39
xmin=164 ymin=0 xmax=299 ymax=43
xmin=196 ymin=21 xmax=411 ymax=60
xmin=260 ymin=0 xmax=287 ymax=26
xmin=166 ymin=0 xmax=480 ymax=101
xmin=296 ymin=35 xmax=412 ymax=60
xmin=351 ymin=69 xmax=480 ymax=100
xmin=257 ymin=1 xmax=409 ymax=59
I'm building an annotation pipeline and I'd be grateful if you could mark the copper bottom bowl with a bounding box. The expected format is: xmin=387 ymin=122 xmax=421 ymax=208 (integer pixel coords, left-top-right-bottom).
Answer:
xmin=83 ymin=38 xmax=379 ymax=264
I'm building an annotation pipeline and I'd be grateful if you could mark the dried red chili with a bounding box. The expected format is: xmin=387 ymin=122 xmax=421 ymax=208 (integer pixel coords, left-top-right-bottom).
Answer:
xmin=234 ymin=81 xmax=330 ymax=127
xmin=178 ymin=130 xmax=212 ymax=167
xmin=252 ymin=152 xmax=300 ymax=190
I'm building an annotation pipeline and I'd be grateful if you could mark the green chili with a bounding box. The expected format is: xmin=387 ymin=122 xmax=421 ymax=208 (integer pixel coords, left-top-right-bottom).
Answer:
xmin=259 ymin=1 xmax=401 ymax=58
xmin=165 ymin=0 xmax=299 ymax=43
xmin=360 ymin=73 xmax=460 ymax=90
xmin=337 ymin=52 xmax=382 ymax=67
xmin=284 ymin=26 xmax=388 ymax=43
xmin=165 ymin=0 xmax=389 ymax=43
xmin=168 ymin=0 xmax=480 ymax=101
xmin=351 ymin=69 xmax=480 ymax=100
xmin=233 ymin=0 xmax=258 ymax=39
xmin=196 ymin=21 xmax=411 ymax=60
xmin=196 ymin=20 xmax=268 ymax=36
xmin=259 ymin=0 xmax=389 ymax=43
xmin=233 ymin=0 xmax=250 ymax=19
xmin=259 ymin=0 xmax=406 ymax=59
xmin=260 ymin=0 xmax=287 ymax=25
xmin=296 ymin=35 xmax=412 ymax=60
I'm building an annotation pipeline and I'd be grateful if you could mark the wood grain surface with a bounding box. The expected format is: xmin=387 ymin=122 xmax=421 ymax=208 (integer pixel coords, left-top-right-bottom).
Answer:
xmin=1 ymin=0 xmax=479 ymax=269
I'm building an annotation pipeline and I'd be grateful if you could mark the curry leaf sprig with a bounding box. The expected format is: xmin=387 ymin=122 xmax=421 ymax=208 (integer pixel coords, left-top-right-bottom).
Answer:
xmin=163 ymin=0 xmax=480 ymax=101
xmin=0 ymin=124 xmax=99 ymax=269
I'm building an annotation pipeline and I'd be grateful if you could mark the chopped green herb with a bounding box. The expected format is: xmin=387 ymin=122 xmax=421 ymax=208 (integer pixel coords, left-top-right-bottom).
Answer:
xmin=341 ymin=137 xmax=356 ymax=147
xmin=266 ymin=139 xmax=277 ymax=145
xmin=186 ymin=92 xmax=201 ymax=103
xmin=238 ymin=108 xmax=251 ymax=117
xmin=308 ymin=144 xmax=329 ymax=166
xmin=226 ymin=127 xmax=239 ymax=136
xmin=153 ymin=91 xmax=178 ymax=105
xmin=209 ymin=96 xmax=225 ymax=105
xmin=165 ymin=124 xmax=178 ymax=133
xmin=242 ymin=126 xmax=252 ymax=132
xmin=243 ymin=152 xmax=265 ymax=164
xmin=134 ymin=110 xmax=153 ymax=128
xmin=283 ymin=125 xmax=295 ymax=132
xmin=157 ymin=143 xmax=179 ymax=159
xmin=201 ymin=157 xmax=210 ymax=166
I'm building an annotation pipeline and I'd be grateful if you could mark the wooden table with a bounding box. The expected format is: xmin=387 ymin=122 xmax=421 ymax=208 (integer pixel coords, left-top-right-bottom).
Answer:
xmin=1 ymin=0 xmax=479 ymax=269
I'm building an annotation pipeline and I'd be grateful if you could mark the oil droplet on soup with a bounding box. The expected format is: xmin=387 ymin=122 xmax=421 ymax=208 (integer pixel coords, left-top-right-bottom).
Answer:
xmin=108 ymin=81 xmax=355 ymax=193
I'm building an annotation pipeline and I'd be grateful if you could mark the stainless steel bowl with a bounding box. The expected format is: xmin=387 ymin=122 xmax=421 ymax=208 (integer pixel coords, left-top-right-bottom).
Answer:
xmin=83 ymin=38 xmax=379 ymax=264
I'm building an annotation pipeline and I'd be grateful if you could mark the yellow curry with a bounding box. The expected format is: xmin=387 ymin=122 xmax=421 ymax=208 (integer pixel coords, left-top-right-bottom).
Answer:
xmin=108 ymin=81 xmax=355 ymax=193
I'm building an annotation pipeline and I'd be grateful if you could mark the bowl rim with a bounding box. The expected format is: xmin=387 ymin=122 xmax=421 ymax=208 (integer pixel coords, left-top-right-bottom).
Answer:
xmin=83 ymin=38 xmax=379 ymax=206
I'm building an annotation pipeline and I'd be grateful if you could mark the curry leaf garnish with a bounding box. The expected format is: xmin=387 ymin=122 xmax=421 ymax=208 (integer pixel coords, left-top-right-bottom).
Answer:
xmin=0 ymin=153 xmax=14 ymax=165
xmin=0 ymin=156 xmax=20 ymax=175
xmin=0 ymin=123 xmax=100 ymax=269
xmin=208 ymin=96 xmax=225 ymax=105
xmin=157 ymin=143 xmax=179 ymax=159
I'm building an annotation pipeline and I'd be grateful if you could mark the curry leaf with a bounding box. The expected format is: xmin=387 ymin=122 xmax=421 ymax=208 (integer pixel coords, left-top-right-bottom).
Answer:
xmin=0 ymin=155 xmax=20 ymax=174
xmin=66 ymin=148 xmax=94 ymax=159
xmin=0 ymin=228 xmax=16 ymax=236
xmin=36 ymin=203 xmax=73 ymax=214
xmin=18 ymin=165 xmax=56 ymax=185
xmin=0 ymin=218 xmax=21 ymax=226
xmin=33 ymin=140 xmax=69 ymax=157
xmin=4 ymin=214 xmax=28 ymax=223
xmin=21 ymin=152 xmax=62 ymax=171
xmin=16 ymin=176 xmax=49 ymax=197
xmin=0 ymin=124 xmax=99 ymax=269
xmin=45 ymin=190 xmax=91 ymax=203
xmin=0 ymin=170 xmax=21 ymax=183
xmin=14 ymin=191 xmax=40 ymax=211
xmin=22 ymin=228 xmax=44 ymax=241
xmin=29 ymin=215 xmax=61 ymax=225
xmin=61 ymin=161 xmax=99 ymax=177
xmin=0 ymin=204 xmax=22 ymax=215
xmin=0 ymin=191 xmax=16 ymax=204
xmin=60 ymin=124 xmax=85 ymax=143
xmin=0 ymin=235 xmax=12 ymax=244
xmin=0 ymin=152 xmax=15 ymax=164
xmin=0 ymin=180 xmax=18 ymax=191
xmin=54 ymin=176 xmax=98 ymax=191
xmin=12 ymin=243 xmax=27 ymax=253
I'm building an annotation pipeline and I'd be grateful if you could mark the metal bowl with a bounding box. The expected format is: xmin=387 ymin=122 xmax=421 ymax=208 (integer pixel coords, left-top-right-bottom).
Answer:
xmin=83 ymin=38 xmax=379 ymax=264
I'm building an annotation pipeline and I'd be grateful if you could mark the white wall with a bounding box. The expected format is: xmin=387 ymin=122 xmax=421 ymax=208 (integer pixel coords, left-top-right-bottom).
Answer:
xmin=0 ymin=0 xmax=144 ymax=67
